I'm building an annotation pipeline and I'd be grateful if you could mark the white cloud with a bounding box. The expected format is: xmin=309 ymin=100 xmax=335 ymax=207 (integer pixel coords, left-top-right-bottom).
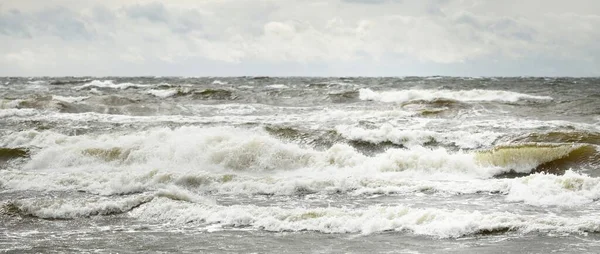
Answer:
xmin=0 ymin=0 xmax=599 ymax=76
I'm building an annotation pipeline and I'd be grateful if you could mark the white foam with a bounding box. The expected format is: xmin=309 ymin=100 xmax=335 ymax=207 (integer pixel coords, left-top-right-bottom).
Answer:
xmin=75 ymin=80 xmax=151 ymax=90
xmin=0 ymin=127 xmax=493 ymax=197
xmin=130 ymin=198 xmax=600 ymax=237
xmin=266 ymin=84 xmax=289 ymax=89
xmin=1 ymin=127 xmax=550 ymax=178
xmin=8 ymin=195 xmax=153 ymax=219
xmin=27 ymin=80 xmax=47 ymax=85
xmin=52 ymin=95 xmax=89 ymax=103
xmin=7 ymin=127 xmax=505 ymax=178
xmin=336 ymin=124 xmax=501 ymax=149
xmin=212 ymin=80 xmax=228 ymax=85
xmin=185 ymin=104 xmax=257 ymax=115
xmin=506 ymin=170 xmax=600 ymax=207
xmin=1 ymin=130 xmax=598 ymax=208
xmin=0 ymin=99 xmax=23 ymax=109
xmin=359 ymin=88 xmax=553 ymax=103
xmin=2 ymin=127 xmax=599 ymax=208
xmin=147 ymin=89 xmax=178 ymax=98
xmin=3 ymin=164 xmax=600 ymax=208
xmin=0 ymin=108 xmax=38 ymax=118
xmin=0 ymin=129 xmax=70 ymax=148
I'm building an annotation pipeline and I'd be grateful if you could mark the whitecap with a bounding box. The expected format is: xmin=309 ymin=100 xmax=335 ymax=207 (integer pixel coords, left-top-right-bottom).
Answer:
xmin=359 ymin=88 xmax=553 ymax=103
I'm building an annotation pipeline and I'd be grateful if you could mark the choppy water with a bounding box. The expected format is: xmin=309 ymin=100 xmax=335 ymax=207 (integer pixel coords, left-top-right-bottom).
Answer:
xmin=1 ymin=77 xmax=600 ymax=253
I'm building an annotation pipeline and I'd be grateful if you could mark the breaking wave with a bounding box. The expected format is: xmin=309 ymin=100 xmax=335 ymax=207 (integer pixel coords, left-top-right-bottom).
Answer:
xmin=6 ymin=191 xmax=598 ymax=237
xmin=335 ymin=124 xmax=501 ymax=149
xmin=2 ymin=127 xmax=596 ymax=176
xmin=74 ymin=80 xmax=152 ymax=90
xmin=5 ymin=127 xmax=596 ymax=177
xmin=359 ymin=88 xmax=553 ymax=103
xmin=128 ymin=198 xmax=600 ymax=237
xmin=475 ymin=143 xmax=600 ymax=174
xmin=2 ymin=195 xmax=153 ymax=219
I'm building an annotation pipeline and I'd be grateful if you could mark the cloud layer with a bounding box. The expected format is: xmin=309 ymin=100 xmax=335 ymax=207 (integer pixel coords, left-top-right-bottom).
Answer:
xmin=1 ymin=0 xmax=599 ymax=76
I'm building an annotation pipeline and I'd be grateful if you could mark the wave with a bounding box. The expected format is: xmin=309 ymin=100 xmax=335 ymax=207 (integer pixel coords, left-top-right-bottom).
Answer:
xmin=6 ymin=127 xmax=594 ymax=177
xmin=335 ymin=124 xmax=502 ymax=149
xmin=512 ymin=131 xmax=600 ymax=145
xmin=401 ymin=98 xmax=462 ymax=107
xmin=2 ymin=128 xmax=598 ymax=205
xmin=128 ymin=197 xmax=600 ymax=237
xmin=359 ymin=88 xmax=553 ymax=103
xmin=0 ymin=147 xmax=29 ymax=164
xmin=2 ymin=195 xmax=153 ymax=219
xmin=0 ymin=108 xmax=38 ymax=118
xmin=506 ymin=170 xmax=600 ymax=207
xmin=2 ymin=166 xmax=599 ymax=208
xmin=27 ymin=80 xmax=47 ymax=85
xmin=0 ymin=99 xmax=23 ymax=109
xmin=87 ymin=95 xmax=139 ymax=106
xmin=266 ymin=84 xmax=289 ymax=89
xmin=2 ymin=96 xmax=86 ymax=113
xmin=74 ymin=80 xmax=151 ymax=90
xmin=212 ymin=80 xmax=228 ymax=85
xmin=475 ymin=143 xmax=600 ymax=174
xmin=8 ymin=191 xmax=598 ymax=237
xmin=2 ymin=128 xmax=600 ymax=208
xmin=4 ymin=95 xmax=67 ymax=111
xmin=49 ymin=79 xmax=92 ymax=86
xmin=327 ymin=91 xmax=360 ymax=103
xmin=52 ymin=95 xmax=89 ymax=103
xmin=192 ymin=89 xmax=236 ymax=100
xmin=147 ymin=89 xmax=179 ymax=98
xmin=145 ymin=88 xmax=237 ymax=100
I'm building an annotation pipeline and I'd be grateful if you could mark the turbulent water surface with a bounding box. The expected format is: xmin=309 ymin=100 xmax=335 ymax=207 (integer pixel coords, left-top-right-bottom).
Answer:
xmin=2 ymin=77 xmax=600 ymax=253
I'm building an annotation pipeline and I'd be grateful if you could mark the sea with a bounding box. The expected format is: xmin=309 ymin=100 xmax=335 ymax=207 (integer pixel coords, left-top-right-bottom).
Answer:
xmin=1 ymin=76 xmax=600 ymax=253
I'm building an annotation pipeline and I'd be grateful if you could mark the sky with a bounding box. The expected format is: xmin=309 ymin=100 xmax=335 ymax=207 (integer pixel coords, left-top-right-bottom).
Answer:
xmin=1 ymin=0 xmax=599 ymax=76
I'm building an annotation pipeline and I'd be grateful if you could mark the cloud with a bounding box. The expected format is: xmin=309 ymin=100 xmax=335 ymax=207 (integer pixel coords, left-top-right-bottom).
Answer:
xmin=0 ymin=9 xmax=31 ymax=37
xmin=342 ymin=0 xmax=402 ymax=4
xmin=0 ymin=6 xmax=93 ymax=40
xmin=124 ymin=2 xmax=167 ymax=22
xmin=0 ymin=0 xmax=599 ymax=76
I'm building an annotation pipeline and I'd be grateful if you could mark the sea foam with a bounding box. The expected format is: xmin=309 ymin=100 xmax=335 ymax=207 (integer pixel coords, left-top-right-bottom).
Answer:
xmin=359 ymin=88 xmax=553 ymax=103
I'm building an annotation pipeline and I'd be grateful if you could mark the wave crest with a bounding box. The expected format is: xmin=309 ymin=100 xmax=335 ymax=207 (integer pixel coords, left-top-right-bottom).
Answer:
xmin=359 ymin=88 xmax=552 ymax=103
xmin=475 ymin=143 xmax=599 ymax=174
